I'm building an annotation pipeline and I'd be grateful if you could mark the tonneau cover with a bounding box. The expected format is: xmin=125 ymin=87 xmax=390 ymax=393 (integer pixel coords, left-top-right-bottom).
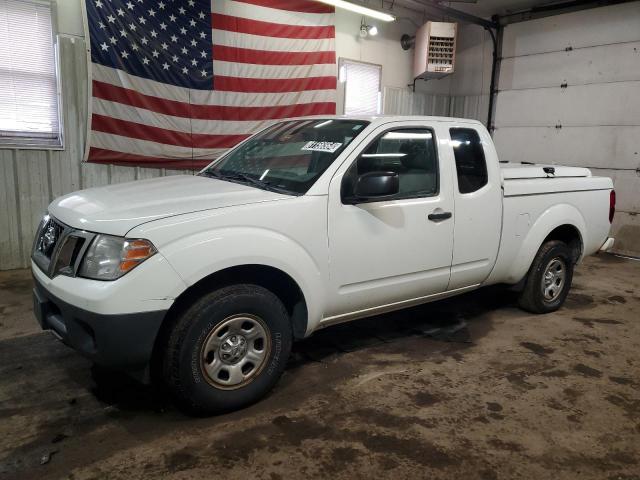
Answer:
xmin=500 ymin=163 xmax=591 ymax=180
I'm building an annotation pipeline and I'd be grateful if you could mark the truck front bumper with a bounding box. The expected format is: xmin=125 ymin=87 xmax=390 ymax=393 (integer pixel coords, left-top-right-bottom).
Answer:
xmin=33 ymin=275 xmax=166 ymax=372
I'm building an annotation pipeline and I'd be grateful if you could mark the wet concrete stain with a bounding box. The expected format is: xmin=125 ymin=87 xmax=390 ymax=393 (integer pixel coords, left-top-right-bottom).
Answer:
xmin=487 ymin=438 xmax=524 ymax=452
xmin=0 ymin=277 xmax=33 ymax=294
xmin=606 ymin=394 xmax=640 ymax=420
xmin=520 ymin=341 xmax=555 ymax=356
xmin=505 ymin=372 xmax=537 ymax=391
xmin=573 ymin=363 xmax=603 ymax=378
xmin=164 ymin=449 xmax=199 ymax=473
xmin=412 ymin=391 xmax=442 ymax=407
xmin=541 ymin=369 xmax=569 ymax=378
xmin=583 ymin=349 xmax=602 ymax=358
xmin=573 ymin=317 xmax=624 ymax=328
xmin=610 ymin=376 xmax=635 ymax=386
xmin=607 ymin=295 xmax=627 ymax=304
xmin=564 ymin=293 xmax=595 ymax=309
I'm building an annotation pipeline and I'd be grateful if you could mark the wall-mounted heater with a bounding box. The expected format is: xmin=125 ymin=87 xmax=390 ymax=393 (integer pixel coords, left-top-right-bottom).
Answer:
xmin=412 ymin=21 xmax=457 ymax=80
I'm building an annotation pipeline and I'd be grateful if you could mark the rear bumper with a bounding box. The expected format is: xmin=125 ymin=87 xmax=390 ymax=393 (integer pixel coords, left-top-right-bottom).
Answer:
xmin=599 ymin=237 xmax=615 ymax=252
xmin=33 ymin=275 xmax=166 ymax=371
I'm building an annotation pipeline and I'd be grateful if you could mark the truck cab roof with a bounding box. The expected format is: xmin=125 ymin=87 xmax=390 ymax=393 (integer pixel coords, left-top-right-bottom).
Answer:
xmin=286 ymin=114 xmax=484 ymax=126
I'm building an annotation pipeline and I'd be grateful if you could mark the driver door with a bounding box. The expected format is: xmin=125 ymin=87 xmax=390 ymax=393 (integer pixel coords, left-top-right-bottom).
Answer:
xmin=325 ymin=122 xmax=455 ymax=319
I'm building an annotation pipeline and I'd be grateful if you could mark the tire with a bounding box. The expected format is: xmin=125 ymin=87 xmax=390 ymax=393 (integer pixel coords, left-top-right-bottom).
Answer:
xmin=163 ymin=284 xmax=292 ymax=415
xmin=518 ymin=240 xmax=574 ymax=314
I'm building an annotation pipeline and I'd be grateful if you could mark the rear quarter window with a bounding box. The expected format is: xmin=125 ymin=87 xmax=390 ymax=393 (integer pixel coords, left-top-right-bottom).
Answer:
xmin=450 ymin=128 xmax=488 ymax=194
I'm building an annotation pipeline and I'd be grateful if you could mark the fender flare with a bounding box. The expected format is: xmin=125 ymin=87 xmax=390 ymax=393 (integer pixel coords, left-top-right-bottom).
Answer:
xmin=506 ymin=203 xmax=586 ymax=284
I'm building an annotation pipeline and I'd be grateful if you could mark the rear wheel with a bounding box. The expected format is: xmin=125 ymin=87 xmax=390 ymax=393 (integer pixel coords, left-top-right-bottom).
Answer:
xmin=518 ymin=240 xmax=574 ymax=314
xmin=163 ymin=284 xmax=292 ymax=415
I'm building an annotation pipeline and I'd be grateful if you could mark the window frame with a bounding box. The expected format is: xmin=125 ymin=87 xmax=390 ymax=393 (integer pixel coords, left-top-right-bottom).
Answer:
xmin=341 ymin=126 xmax=440 ymax=205
xmin=338 ymin=57 xmax=382 ymax=116
xmin=0 ymin=0 xmax=64 ymax=150
xmin=449 ymin=127 xmax=488 ymax=195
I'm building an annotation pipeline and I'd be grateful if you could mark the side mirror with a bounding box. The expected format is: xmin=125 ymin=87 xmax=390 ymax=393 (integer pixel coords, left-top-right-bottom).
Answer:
xmin=345 ymin=171 xmax=399 ymax=204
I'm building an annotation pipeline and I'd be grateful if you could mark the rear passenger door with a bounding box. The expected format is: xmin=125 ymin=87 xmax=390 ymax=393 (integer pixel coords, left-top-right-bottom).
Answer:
xmin=447 ymin=126 xmax=502 ymax=289
xmin=325 ymin=122 xmax=455 ymax=318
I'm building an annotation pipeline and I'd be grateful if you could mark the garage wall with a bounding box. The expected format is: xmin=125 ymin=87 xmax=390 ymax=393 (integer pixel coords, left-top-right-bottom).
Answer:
xmin=493 ymin=2 xmax=640 ymax=256
xmin=0 ymin=1 xmax=420 ymax=271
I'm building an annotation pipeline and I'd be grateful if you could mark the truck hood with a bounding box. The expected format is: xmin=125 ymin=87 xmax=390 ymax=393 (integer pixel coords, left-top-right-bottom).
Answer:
xmin=48 ymin=175 xmax=287 ymax=236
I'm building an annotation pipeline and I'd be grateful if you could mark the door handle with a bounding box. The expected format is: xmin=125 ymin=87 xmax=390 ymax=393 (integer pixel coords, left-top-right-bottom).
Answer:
xmin=428 ymin=211 xmax=452 ymax=222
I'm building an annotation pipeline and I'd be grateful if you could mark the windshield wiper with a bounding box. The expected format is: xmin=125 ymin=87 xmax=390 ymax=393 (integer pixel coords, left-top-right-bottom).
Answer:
xmin=200 ymin=170 xmax=297 ymax=196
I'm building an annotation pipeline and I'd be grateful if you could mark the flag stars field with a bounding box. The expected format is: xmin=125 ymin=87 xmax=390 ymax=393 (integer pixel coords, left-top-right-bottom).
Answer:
xmin=85 ymin=0 xmax=337 ymax=167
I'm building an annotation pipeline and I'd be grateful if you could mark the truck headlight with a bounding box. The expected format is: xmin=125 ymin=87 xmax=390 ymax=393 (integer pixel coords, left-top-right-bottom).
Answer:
xmin=79 ymin=235 xmax=157 ymax=281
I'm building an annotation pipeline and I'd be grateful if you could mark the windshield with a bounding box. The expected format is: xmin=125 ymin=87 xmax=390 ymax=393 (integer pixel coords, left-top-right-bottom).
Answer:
xmin=200 ymin=119 xmax=369 ymax=195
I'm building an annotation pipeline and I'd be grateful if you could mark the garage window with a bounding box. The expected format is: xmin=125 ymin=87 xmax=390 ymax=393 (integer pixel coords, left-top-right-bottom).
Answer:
xmin=340 ymin=59 xmax=381 ymax=116
xmin=450 ymin=128 xmax=488 ymax=194
xmin=0 ymin=0 xmax=62 ymax=148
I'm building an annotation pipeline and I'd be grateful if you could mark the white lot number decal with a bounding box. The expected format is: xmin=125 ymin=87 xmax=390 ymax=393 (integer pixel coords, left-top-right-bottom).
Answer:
xmin=301 ymin=141 xmax=343 ymax=153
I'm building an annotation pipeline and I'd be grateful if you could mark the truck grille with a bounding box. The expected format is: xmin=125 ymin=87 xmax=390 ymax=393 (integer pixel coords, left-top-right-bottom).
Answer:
xmin=32 ymin=216 xmax=95 ymax=278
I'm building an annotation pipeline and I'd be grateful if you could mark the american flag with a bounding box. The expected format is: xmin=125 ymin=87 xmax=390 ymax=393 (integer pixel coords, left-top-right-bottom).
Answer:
xmin=84 ymin=0 xmax=337 ymax=169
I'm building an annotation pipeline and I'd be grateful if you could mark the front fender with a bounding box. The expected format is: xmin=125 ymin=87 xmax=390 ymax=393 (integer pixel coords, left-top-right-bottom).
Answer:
xmin=506 ymin=203 xmax=586 ymax=284
xmin=159 ymin=226 xmax=325 ymax=333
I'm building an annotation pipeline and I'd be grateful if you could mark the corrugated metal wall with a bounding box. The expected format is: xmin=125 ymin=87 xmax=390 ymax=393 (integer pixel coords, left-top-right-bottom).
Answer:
xmin=383 ymin=87 xmax=486 ymax=123
xmin=0 ymin=37 xmax=188 ymax=271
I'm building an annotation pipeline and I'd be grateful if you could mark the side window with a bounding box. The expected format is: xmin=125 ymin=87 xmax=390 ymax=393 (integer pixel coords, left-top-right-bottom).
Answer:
xmin=342 ymin=129 xmax=438 ymax=200
xmin=450 ymin=128 xmax=488 ymax=194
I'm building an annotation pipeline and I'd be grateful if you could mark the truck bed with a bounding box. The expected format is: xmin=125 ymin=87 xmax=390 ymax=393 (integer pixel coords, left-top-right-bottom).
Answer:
xmin=485 ymin=162 xmax=613 ymax=285
xmin=499 ymin=162 xmax=611 ymax=197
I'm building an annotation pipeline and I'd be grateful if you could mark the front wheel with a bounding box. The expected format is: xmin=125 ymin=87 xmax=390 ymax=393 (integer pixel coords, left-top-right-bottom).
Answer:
xmin=518 ymin=240 xmax=575 ymax=314
xmin=163 ymin=284 xmax=292 ymax=415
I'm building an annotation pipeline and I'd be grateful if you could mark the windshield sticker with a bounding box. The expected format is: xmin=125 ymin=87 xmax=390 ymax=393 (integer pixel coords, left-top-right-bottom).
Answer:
xmin=301 ymin=141 xmax=343 ymax=153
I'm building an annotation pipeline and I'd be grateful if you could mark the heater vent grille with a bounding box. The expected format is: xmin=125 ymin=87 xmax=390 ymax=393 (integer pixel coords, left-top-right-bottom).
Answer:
xmin=427 ymin=36 xmax=455 ymax=71
xmin=413 ymin=21 xmax=457 ymax=80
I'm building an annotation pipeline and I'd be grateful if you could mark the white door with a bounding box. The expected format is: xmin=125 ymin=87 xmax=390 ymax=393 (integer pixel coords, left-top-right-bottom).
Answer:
xmin=447 ymin=125 xmax=502 ymax=290
xmin=325 ymin=122 xmax=455 ymax=318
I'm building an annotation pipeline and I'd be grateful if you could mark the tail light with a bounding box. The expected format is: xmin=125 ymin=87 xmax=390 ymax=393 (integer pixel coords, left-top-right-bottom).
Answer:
xmin=609 ymin=190 xmax=616 ymax=223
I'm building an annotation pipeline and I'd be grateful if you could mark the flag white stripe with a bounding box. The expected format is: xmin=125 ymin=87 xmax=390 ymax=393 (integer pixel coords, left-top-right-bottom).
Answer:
xmin=212 ymin=29 xmax=334 ymax=52
xmin=93 ymin=64 xmax=337 ymax=106
xmin=212 ymin=0 xmax=334 ymax=26
xmin=212 ymin=60 xmax=335 ymax=80
xmin=93 ymin=98 xmax=276 ymax=135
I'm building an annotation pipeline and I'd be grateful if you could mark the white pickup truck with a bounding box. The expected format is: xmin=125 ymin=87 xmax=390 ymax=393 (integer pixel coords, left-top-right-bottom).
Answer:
xmin=32 ymin=116 xmax=615 ymax=414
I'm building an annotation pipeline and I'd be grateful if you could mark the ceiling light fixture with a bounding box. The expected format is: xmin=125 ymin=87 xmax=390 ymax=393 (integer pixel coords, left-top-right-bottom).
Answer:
xmin=316 ymin=0 xmax=395 ymax=22
xmin=359 ymin=23 xmax=378 ymax=37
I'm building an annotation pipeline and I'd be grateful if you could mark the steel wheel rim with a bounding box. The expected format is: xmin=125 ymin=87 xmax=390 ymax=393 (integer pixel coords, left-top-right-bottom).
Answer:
xmin=542 ymin=257 xmax=566 ymax=302
xmin=200 ymin=314 xmax=271 ymax=390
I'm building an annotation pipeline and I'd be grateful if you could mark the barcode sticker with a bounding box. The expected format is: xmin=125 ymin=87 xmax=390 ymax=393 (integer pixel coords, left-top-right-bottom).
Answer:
xmin=301 ymin=141 xmax=343 ymax=153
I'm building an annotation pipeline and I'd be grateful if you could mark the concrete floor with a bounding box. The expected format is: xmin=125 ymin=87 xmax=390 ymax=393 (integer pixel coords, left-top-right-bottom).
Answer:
xmin=0 ymin=254 xmax=638 ymax=480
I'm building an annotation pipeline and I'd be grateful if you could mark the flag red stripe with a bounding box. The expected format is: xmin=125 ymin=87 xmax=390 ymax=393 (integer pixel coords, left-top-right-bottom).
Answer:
xmin=93 ymin=80 xmax=336 ymax=120
xmin=93 ymin=80 xmax=189 ymax=117
xmin=92 ymin=114 xmax=249 ymax=148
xmin=88 ymin=147 xmax=210 ymax=169
xmin=232 ymin=0 xmax=335 ymax=13
xmin=212 ymin=14 xmax=335 ymax=39
xmin=213 ymin=45 xmax=335 ymax=65
xmin=214 ymin=75 xmax=337 ymax=93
